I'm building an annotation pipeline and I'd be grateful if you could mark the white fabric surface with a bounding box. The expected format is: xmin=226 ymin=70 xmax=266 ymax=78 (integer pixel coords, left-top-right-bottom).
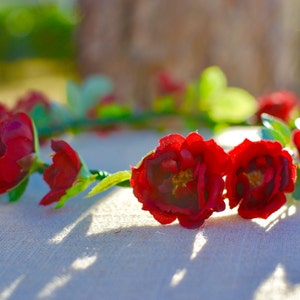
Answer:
xmin=1 ymin=129 xmax=300 ymax=300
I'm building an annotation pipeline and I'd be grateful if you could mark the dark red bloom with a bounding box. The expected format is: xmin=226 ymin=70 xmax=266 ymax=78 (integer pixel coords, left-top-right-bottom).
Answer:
xmin=0 ymin=103 xmax=11 ymax=122
xmin=292 ymin=129 xmax=300 ymax=158
xmin=14 ymin=90 xmax=51 ymax=114
xmin=256 ymin=90 xmax=298 ymax=122
xmin=0 ymin=112 xmax=36 ymax=193
xmin=156 ymin=71 xmax=185 ymax=96
xmin=226 ymin=139 xmax=296 ymax=219
xmin=39 ymin=140 xmax=82 ymax=206
xmin=131 ymin=132 xmax=230 ymax=229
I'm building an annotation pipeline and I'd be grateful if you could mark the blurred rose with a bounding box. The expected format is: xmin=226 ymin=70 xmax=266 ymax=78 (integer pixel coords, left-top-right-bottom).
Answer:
xmin=156 ymin=71 xmax=185 ymax=96
xmin=14 ymin=90 xmax=51 ymax=114
xmin=292 ymin=129 xmax=300 ymax=158
xmin=0 ymin=103 xmax=10 ymax=121
xmin=0 ymin=112 xmax=37 ymax=193
xmin=255 ymin=90 xmax=298 ymax=122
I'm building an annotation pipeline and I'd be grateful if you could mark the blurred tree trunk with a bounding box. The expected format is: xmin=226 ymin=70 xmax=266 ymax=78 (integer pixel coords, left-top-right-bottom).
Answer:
xmin=76 ymin=0 xmax=300 ymax=109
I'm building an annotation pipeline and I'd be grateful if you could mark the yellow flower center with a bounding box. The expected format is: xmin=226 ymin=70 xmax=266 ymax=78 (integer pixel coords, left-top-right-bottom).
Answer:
xmin=172 ymin=168 xmax=194 ymax=195
xmin=247 ymin=170 xmax=264 ymax=187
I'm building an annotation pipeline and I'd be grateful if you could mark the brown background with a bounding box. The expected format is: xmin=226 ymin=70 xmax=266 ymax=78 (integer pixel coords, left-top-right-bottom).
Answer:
xmin=76 ymin=0 xmax=300 ymax=108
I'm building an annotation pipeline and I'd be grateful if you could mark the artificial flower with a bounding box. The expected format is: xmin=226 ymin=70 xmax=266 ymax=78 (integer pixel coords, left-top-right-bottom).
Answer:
xmin=0 ymin=103 xmax=11 ymax=121
xmin=40 ymin=140 xmax=93 ymax=206
xmin=255 ymin=90 xmax=298 ymax=123
xmin=292 ymin=129 xmax=300 ymax=159
xmin=156 ymin=71 xmax=185 ymax=96
xmin=0 ymin=112 xmax=37 ymax=193
xmin=226 ymin=139 xmax=296 ymax=219
xmin=14 ymin=90 xmax=51 ymax=113
xmin=131 ymin=132 xmax=230 ymax=229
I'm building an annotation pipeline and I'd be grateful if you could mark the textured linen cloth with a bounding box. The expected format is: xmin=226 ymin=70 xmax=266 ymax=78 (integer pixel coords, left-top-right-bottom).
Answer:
xmin=1 ymin=129 xmax=300 ymax=300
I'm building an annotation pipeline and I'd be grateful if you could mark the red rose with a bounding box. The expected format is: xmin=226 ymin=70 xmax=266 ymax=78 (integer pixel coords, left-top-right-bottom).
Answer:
xmin=39 ymin=140 xmax=82 ymax=206
xmin=156 ymin=71 xmax=185 ymax=96
xmin=14 ymin=90 xmax=51 ymax=113
xmin=226 ymin=139 xmax=296 ymax=219
xmin=0 ymin=112 xmax=36 ymax=193
xmin=256 ymin=90 xmax=298 ymax=122
xmin=292 ymin=129 xmax=300 ymax=158
xmin=0 ymin=103 xmax=11 ymax=122
xmin=131 ymin=132 xmax=230 ymax=229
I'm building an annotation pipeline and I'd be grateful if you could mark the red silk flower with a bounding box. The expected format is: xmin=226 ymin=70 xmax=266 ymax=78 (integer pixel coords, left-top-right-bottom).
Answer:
xmin=292 ymin=129 xmax=300 ymax=158
xmin=40 ymin=140 xmax=82 ymax=206
xmin=14 ymin=90 xmax=51 ymax=114
xmin=256 ymin=90 xmax=298 ymax=122
xmin=0 ymin=112 xmax=36 ymax=193
xmin=156 ymin=71 xmax=185 ymax=96
xmin=131 ymin=132 xmax=230 ymax=229
xmin=0 ymin=103 xmax=10 ymax=121
xmin=226 ymin=139 xmax=296 ymax=219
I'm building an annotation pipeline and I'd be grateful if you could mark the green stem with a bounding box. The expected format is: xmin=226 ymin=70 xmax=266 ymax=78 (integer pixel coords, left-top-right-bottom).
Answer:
xmin=90 ymin=169 xmax=111 ymax=181
xmin=90 ymin=169 xmax=130 ymax=187
xmin=36 ymin=164 xmax=131 ymax=188
xmin=36 ymin=162 xmax=50 ymax=174
xmin=36 ymin=111 xmax=213 ymax=137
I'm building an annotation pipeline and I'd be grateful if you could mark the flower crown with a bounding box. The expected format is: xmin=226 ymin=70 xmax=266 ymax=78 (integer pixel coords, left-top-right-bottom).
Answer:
xmin=1 ymin=66 xmax=300 ymax=229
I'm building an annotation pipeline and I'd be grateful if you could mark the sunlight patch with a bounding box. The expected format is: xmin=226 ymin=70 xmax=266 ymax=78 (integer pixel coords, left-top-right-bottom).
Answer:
xmin=0 ymin=275 xmax=25 ymax=300
xmin=170 ymin=269 xmax=187 ymax=287
xmin=190 ymin=231 xmax=207 ymax=260
xmin=49 ymin=209 xmax=93 ymax=244
xmin=38 ymin=274 xmax=71 ymax=299
xmin=71 ymin=255 xmax=97 ymax=270
xmin=251 ymin=205 xmax=291 ymax=231
xmin=254 ymin=264 xmax=300 ymax=300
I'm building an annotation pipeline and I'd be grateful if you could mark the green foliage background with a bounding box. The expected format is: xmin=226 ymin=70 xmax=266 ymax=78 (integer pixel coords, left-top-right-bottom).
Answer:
xmin=0 ymin=2 xmax=77 ymax=61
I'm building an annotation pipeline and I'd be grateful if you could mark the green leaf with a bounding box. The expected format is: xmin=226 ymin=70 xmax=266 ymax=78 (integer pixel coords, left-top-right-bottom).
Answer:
xmin=66 ymin=80 xmax=83 ymax=117
xmin=8 ymin=177 xmax=29 ymax=202
xmin=87 ymin=170 xmax=131 ymax=197
xmin=31 ymin=117 xmax=40 ymax=159
xmin=55 ymin=177 xmax=94 ymax=209
xmin=81 ymin=75 xmax=113 ymax=110
xmin=152 ymin=96 xmax=176 ymax=113
xmin=261 ymin=113 xmax=291 ymax=145
xmin=49 ymin=102 xmax=73 ymax=125
xmin=292 ymin=167 xmax=300 ymax=201
xmin=30 ymin=104 xmax=51 ymax=128
xmin=181 ymin=83 xmax=198 ymax=113
xmin=97 ymin=104 xmax=131 ymax=119
xmin=198 ymin=66 xmax=227 ymax=105
xmin=208 ymin=87 xmax=257 ymax=123
xmin=260 ymin=128 xmax=286 ymax=145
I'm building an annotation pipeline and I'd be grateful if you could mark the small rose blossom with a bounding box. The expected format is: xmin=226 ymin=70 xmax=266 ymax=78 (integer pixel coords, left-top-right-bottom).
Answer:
xmin=0 ymin=103 xmax=11 ymax=121
xmin=292 ymin=129 xmax=300 ymax=158
xmin=156 ymin=71 xmax=185 ymax=96
xmin=0 ymin=112 xmax=36 ymax=193
xmin=40 ymin=140 xmax=82 ymax=206
xmin=131 ymin=132 xmax=230 ymax=229
xmin=14 ymin=90 xmax=51 ymax=114
xmin=226 ymin=139 xmax=296 ymax=219
xmin=255 ymin=90 xmax=298 ymax=122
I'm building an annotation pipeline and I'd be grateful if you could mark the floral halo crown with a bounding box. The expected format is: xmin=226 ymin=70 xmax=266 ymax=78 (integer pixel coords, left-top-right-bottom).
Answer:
xmin=1 ymin=66 xmax=300 ymax=229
